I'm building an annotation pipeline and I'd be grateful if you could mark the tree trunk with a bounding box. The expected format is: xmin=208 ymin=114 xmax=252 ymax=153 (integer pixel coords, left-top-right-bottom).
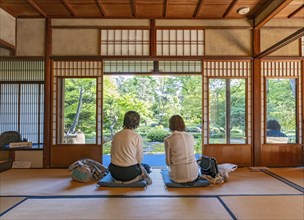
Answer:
xmin=67 ymin=87 xmax=83 ymax=134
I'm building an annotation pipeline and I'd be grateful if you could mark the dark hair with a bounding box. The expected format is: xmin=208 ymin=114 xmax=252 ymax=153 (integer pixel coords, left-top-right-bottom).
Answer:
xmin=123 ymin=111 xmax=140 ymax=129
xmin=169 ymin=115 xmax=185 ymax=132
xmin=267 ymin=119 xmax=281 ymax=131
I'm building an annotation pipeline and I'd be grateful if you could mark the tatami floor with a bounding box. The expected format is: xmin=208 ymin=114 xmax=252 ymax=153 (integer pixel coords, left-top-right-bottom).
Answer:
xmin=0 ymin=167 xmax=303 ymax=220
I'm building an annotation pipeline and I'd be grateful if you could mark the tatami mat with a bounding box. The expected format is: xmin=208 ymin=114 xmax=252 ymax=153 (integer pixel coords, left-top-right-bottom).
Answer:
xmin=0 ymin=168 xmax=302 ymax=196
xmin=0 ymin=197 xmax=26 ymax=214
xmin=1 ymin=168 xmax=303 ymax=220
xmin=268 ymin=167 xmax=304 ymax=187
xmin=0 ymin=197 xmax=232 ymax=220
xmin=221 ymin=195 xmax=304 ymax=220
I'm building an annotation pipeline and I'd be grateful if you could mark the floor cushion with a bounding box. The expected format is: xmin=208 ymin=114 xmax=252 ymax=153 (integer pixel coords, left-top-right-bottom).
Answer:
xmin=97 ymin=172 xmax=147 ymax=188
xmin=161 ymin=169 xmax=210 ymax=188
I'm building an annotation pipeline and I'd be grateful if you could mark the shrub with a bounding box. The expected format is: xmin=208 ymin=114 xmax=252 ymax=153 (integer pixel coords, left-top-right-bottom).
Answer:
xmin=210 ymin=132 xmax=225 ymax=138
xmin=147 ymin=129 xmax=170 ymax=142
xmin=149 ymin=143 xmax=165 ymax=153
xmin=192 ymin=132 xmax=201 ymax=138
xmin=136 ymin=126 xmax=153 ymax=135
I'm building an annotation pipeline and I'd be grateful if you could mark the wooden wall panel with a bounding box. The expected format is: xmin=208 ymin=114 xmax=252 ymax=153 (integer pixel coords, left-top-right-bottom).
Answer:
xmin=261 ymin=144 xmax=303 ymax=166
xmin=205 ymin=29 xmax=252 ymax=56
xmin=0 ymin=8 xmax=16 ymax=46
xmin=52 ymin=29 xmax=99 ymax=56
xmin=204 ymin=144 xmax=253 ymax=167
xmin=51 ymin=145 xmax=102 ymax=167
xmin=16 ymin=19 xmax=45 ymax=56
xmin=260 ymin=28 xmax=300 ymax=56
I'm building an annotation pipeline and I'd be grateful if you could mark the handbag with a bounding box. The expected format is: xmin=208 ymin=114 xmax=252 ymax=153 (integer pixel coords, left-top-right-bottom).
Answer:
xmin=197 ymin=155 xmax=219 ymax=178
xmin=69 ymin=158 xmax=108 ymax=182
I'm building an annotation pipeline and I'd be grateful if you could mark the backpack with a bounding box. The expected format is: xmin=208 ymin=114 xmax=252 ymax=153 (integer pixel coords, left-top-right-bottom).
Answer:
xmin=69 ymin=158 xmax=108 ymax=183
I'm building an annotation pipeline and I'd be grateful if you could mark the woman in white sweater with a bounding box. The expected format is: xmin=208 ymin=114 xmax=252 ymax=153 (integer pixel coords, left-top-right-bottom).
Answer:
xmin=164 ymin=115 xmax=199 ymax=183
xmin=109 ymin=110 xmax=152 ymax=184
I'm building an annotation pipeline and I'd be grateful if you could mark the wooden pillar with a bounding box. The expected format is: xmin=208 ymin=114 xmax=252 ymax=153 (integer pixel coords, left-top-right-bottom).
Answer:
xmin=253 ymin=28 xmax=262 ymax=166
xmin=150 ymin=19 xmax=156 ymax=57
xmin=43 ymin=18 xmax=52 ymax=168
xmin=302 ymin=60 xmax=304 ymax=164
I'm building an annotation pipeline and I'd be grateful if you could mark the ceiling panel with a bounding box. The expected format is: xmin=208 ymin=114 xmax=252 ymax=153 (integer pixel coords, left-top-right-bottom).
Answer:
xmin=228 ymin=3 xmax=266 ymax=18
xmin=35 ymin=3 xmax=71 ymax=17
xmin=0 ymin=0 xmax=302 ymax=20
xmin=69 ymin=3 xmax=102 ymax=17
xmin=166 ymin=4 xmax=197 ymax=18
xmin=33 ymin=0 xmax=62 ymax=3
xmin=102 ymin=3 xmax=132 ymax=17
xmin=204 ymin=0 xmax=234 ymax=4
xmin=66 ymin=0 xmax=96 ymax=3
xmin=197 ymin=4 xmax=228 ymax=18
xmin=1 ymin=3 xmax=39 ymax=17
xmin=275 ymin=5 xmax=304 ymax=18
xmin=136 ymin=3 xmax=164 ymax=18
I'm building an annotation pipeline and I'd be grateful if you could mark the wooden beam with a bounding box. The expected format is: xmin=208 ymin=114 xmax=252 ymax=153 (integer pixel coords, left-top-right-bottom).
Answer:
xmin=193 ymin=0 xmax=205 ymax=18
xmin=25 ymin=0 xmax=47 ymax=17
xmin=96 ymin=0 xmax=106 ymax=17
xmin=163 ymin=0 xmax=168 ymax=18
xmin=223 ymin=0 xmax=239 ymax=18
xmin=255 ymin=27 xmax=304 ymax=59
xmin=288 ymin=5 xmax=304 ymax=18
xmin=60 ymin=0 xmax=75 ymax=17
xmin=129 ymin=0 xmax=137 ymax=17
xmin=254 ymin=0 xmax=293 ymax=29
xmin=0 ymin=39 xmax=16 ymax=51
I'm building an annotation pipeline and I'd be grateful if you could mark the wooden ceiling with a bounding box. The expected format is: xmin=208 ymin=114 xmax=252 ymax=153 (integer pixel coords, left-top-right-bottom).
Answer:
xmin=0 ymin=0 xmax=303 ymax=19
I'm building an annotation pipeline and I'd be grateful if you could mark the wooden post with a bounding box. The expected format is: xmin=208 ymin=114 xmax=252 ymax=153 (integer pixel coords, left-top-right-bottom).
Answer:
xmin=150 ymin=19 xmax=156 ymax=57
xmin=43 ymin=18 xmax=52 ymax=168
xmin=252 ymin=28 xmax=262 ymax=166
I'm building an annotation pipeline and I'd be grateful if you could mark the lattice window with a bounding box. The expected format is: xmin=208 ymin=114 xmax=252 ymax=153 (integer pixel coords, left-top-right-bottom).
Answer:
xmin=0 ymin=60 xmax=44 ymax=145
xmin=104 ymin=60 xmax=153 ymax=73
xmin=101 ymin=29 xmax=150 ymax=56
xmin=159 ymin=61 xmax=201 ymax=73
xmin=52 ymin=61 xmax=102 ymax=145
xmin=0 ymin=60 xmax=44 ymax=81
xmin=203 ymin=61 xmax=251 ymax=145
xmin=261 ymin=61 xmax=302 ymax=144
xmin=104 ymin=60 xmax=202 ymax=74
xmin=157 ymin=29 xmax=204 ymax=56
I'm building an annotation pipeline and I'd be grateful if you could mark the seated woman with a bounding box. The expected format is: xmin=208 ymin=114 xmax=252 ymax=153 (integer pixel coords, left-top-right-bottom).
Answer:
xmin=108 ymin=110 xmax=152 ymax=185
xmin=164 ymin=115 xmax=199 ymax=184
xmin=266 ymin=119 xmax=288 ymax=143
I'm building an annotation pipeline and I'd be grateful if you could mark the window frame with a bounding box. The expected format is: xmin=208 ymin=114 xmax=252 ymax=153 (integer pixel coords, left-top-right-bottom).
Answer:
xmin=263 ymin=76 xmax=299 ymax=144
xmin=207 ymin=76 xmax=248 ymax=145
xmin=56 ymin=76 xmax=98 ymax=145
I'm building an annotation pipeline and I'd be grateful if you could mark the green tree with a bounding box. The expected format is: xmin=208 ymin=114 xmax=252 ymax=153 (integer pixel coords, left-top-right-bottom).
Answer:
xmin=64 ymin=78 xmax=96 ymax=136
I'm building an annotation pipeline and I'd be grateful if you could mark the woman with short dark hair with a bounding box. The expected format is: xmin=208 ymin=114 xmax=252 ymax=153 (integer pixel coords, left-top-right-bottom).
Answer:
xmin=109 ymin=111 xmax=152 ymax=184
xmin=266 ymin=119 xmax=287 ymax=137
xmin=164 ymin=115 xmax=199 ymax=183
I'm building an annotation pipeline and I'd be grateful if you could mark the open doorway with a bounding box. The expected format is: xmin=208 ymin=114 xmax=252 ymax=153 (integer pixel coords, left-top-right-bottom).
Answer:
xmin=102 ymin=75 xmax=202 ymax=167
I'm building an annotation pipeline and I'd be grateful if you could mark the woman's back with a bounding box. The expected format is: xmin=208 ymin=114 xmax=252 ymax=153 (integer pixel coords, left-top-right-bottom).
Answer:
xmin=165 ymin=131 xmax=198 ymax=183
